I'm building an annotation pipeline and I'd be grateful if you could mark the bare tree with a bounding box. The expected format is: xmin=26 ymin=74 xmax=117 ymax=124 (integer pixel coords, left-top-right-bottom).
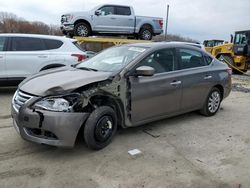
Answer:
xmin=0 ymin=11 xmax=62 ymax=36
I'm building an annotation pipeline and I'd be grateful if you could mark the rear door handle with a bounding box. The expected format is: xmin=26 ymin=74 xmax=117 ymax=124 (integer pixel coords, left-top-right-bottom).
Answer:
xmin=128 ymin=18 xmax=133 ymax=21
xmin=111 ymin=17 xmax=116 ymax=20
xmin=37 ymin=55 xmax=48 ymax=58
xmin=170 ymin=80 xmax=182 ymax=86
xmin=204 ymin=75 xmax=212 ymax=80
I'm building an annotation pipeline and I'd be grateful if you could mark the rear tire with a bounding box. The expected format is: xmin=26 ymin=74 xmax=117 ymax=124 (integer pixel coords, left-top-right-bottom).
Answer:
xmin=74 ymin=22 xmax=91 ymax=37
xmin=138 ymin=25 xmax=153 ymax=40
xmin=84 ymin=106 xmax=117 ymax=150
xmin=200 ymin=87 xmax=222 ymax=116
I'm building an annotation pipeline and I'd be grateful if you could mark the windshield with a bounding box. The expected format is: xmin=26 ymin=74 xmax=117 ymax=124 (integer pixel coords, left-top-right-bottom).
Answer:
xmin=76 ymin=46 xmax=147 ymax=72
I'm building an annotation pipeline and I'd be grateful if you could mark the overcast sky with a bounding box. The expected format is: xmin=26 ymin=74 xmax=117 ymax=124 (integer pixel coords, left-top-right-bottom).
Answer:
xmin=0 ymin=0 xmax=249 ymax=42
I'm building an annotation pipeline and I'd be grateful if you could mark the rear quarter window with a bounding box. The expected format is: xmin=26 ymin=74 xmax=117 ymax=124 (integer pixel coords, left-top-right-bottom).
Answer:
xmin=43 ymin=39 xmax=63 ymax=50
xmin=204 ymin=54 xmax=213 ymax=65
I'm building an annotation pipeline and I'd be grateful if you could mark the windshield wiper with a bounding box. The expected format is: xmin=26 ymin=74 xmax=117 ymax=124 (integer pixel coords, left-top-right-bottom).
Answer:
xmin=76 ymin=66 xmax=98 ymax=72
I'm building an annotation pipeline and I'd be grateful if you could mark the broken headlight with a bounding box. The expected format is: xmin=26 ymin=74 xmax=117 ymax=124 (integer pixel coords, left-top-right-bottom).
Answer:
xmin=33 ymin=94 xmax=79 ymax=112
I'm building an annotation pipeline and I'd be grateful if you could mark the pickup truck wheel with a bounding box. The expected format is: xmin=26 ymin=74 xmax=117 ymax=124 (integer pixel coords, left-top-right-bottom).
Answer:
xmin=200 ymin=87 xmax=221 ymax=116
xmin=74 ymin=22 xmax=91 ymax=37
xmin=139 ymin=26 xmax=153 ymax=40
xmin=84 ymin=106 xmax=117 ymax=150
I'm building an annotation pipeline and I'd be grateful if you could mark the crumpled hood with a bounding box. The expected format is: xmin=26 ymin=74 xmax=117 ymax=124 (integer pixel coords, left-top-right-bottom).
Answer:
xmin=19 ymin=66 xmax=112 ymax=96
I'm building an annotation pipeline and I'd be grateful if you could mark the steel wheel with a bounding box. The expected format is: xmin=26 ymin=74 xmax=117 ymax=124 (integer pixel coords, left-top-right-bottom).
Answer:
xmin=208 ymin=90 xmax=221 ymax=113
xmin=94 ymin=116 xmax=114 ymax=142
xmin=84 ymin=106 xmax=117 ymax=150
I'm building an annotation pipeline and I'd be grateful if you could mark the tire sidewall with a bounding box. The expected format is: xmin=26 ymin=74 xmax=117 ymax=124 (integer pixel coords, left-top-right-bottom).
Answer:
xmin=84 ymin=106 xmax=117 ymax=150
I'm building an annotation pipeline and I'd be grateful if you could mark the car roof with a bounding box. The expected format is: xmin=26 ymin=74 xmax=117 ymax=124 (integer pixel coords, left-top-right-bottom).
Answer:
xmin=124 ymin=42 xmax=205 ymax=51
xmin=0 ymin=33 xmax=76 ymax=42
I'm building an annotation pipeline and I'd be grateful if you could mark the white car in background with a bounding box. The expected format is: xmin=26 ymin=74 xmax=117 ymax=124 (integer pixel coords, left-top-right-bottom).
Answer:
xmin=0 ymin=33 xmax=91 ymax=86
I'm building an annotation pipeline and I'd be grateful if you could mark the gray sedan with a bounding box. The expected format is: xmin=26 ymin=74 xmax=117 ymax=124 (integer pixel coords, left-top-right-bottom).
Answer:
xmin=11 ymin=42 xmax=232 ymax=150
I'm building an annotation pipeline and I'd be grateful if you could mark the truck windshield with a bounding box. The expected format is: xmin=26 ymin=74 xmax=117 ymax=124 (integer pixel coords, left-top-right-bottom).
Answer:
xmin=76 ymin=46 xmax=147 ymax=72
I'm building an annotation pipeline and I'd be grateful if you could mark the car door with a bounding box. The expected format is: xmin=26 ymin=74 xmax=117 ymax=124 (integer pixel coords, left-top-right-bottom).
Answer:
xmin=0 ymin=36 xmax=7 ymax=79
xmin=177 ymin=48 xmax=213 ymax=112
xmin=112 ymin=6 xmax=134 ymax=33
xmin=5 ymin=37 xmax=50 ymax=78
xmin=129 ymin=48 xmax=182 ymax=124
xmin=92 ymin=5 xmax=117 ymax=32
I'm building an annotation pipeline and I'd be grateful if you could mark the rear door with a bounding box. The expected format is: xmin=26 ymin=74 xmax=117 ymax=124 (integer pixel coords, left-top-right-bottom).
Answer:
xmin=5 ymin=37 xmax=50 ymax=78
xmin=113 ymin=6 xmax=134 ymax=33
xmin=177 ymin=48 xmax=213 ymax=111
xmin=129 ymin=48 xmax=182 ymax=124
xmin=0 ymin=36 xmax=7 ymax=79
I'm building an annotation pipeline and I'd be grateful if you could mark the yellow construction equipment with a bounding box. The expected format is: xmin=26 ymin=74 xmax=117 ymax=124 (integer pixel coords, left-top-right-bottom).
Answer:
xmin=205 ymin=30 xmax=250 ymax=74
xmin=203 ymin=39 xmax=224 ymax=53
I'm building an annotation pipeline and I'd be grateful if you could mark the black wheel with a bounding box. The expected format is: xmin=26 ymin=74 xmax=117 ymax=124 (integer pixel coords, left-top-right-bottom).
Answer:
xmin=84 ymin=106 xmax=117 ymax=150
xmin=74 ymin=22 xmax=91 ymax=37
xmin=200 ymin=87 xmax=222 ymax=116
xmin=138 ymin=25 xmax=153 ymax=40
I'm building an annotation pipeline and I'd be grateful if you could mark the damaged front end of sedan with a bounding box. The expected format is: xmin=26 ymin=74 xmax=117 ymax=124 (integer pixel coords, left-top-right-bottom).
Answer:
xmin=11 ymin=75 xmax=129 ymax=148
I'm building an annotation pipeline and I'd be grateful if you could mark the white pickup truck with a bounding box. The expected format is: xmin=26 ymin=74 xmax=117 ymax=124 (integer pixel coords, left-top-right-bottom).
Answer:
xmin=60 ymin=4 xmax=163 ymax=40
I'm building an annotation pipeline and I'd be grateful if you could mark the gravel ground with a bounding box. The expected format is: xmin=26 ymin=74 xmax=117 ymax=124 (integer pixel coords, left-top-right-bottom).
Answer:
xmin=0 ymin=74 xmax=250 ymax=188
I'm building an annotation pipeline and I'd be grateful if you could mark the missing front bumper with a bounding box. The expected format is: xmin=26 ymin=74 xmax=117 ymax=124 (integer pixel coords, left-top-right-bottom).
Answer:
xmin=12 ymin=104 xmax=89 ymax=148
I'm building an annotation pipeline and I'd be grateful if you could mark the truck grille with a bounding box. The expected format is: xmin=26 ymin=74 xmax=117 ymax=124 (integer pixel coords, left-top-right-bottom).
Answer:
xmin=14 ymin=90 xmax=34 ymax=111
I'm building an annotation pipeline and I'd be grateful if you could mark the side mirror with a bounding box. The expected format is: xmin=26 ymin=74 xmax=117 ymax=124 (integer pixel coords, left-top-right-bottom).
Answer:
xmin=134 ymin=66 xmax=155 ymax=77
xmin=95 ymin=10 xmax=102 ymax=16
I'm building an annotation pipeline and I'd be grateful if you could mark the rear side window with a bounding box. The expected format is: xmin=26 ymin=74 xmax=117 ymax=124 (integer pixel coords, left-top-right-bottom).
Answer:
xmin=43 ymin=39 xmax=63 ymax=50
xmin=10 ymin=37 xmax=45 ymax=51
xmin=115 ymin=6 xmax=131 ymax=15
xmin=0 ymin=37 xmax=6 ymax=51
xmin=179 ymin=48 xmax=207 ymax=69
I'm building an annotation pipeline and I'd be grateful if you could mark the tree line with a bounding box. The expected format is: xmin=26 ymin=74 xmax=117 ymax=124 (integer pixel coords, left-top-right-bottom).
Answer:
xmin=0 ymin=12 xmax=62 ymax=35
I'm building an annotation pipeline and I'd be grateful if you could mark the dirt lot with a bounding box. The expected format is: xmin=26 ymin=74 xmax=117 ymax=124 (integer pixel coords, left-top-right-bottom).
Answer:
xmin=0 ymin=73 xmax=250 ymax=188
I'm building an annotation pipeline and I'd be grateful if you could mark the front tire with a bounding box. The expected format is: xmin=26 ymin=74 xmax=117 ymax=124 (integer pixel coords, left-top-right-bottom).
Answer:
xmin=200 ymin=87 xmax=222 ymax=116
xmin=84 ymin=106 xmax=117 ymax=150
xmin=74 ymin=22 xmax=91 ymax=37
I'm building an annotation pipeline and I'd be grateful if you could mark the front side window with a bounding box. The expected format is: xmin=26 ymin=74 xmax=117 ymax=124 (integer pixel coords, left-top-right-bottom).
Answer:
xmin=179 ymin=48 xmax=206 ymax=69
xmin=115 ymin=6 xmax=131 ymax=15
xmin=10 ymin=37 xmax=45 ymax=51
xmin=99 ymin=6 xmax=115 ymax=16
xmin=0 ymin=37 xmax=6 ymax=51
xmin=76 ymin=46 xmax=147 ymax=72
xmin=136 ymin=49 xmax=176 ymax=74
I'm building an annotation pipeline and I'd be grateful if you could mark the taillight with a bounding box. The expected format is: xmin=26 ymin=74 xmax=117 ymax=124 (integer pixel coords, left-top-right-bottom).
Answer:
xmin=159 ymin=20 xmax=163 ymax=29
xmin=227 ymin=68 xmax=232 ymax=75
xmin=71 ymin=54 xmax=86 ymax=62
